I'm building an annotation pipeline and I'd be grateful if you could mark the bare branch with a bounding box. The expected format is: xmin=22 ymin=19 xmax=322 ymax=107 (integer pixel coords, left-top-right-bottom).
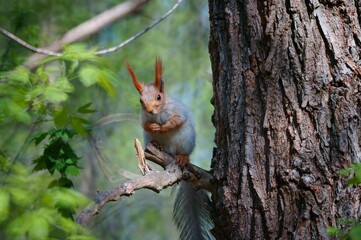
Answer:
xmin=94 ymin=0 xmax=183 ymax=55
xmin=0 ymin=0 xmax=183 ymax=69
xmin=76 ymin=142 xmax=213 ymax=226
xmin=76 ymin=160 xmax=183 ymax=226
xmin=0 ymin=28 xmax=61 ymax=57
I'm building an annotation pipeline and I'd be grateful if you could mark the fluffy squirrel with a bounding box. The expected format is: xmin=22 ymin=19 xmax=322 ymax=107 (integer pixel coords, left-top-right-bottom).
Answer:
xmin=126 ymin=58 xmax=195 ymax=166
xmin=126 ymin=58 xmax=213 ymax=239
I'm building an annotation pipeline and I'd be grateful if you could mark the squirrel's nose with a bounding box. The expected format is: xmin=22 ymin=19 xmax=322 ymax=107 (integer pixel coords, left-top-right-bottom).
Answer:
xmin=144 ymin=104 xmax=155 ymax=114
xmin=145 ymin=107 xmax=154 ymax=115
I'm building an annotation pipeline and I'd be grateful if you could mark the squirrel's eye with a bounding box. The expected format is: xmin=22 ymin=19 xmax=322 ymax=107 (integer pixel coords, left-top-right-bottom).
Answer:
xmin=139 ymin=99 xmax=143 ymax=104
xmin=157 ymin=94 xmax=161 ymax=101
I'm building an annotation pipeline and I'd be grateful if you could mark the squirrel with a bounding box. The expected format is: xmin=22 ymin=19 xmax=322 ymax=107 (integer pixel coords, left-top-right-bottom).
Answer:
xmin=126 ymin=58 xmax=196 ymax=167
xmin=126 ymin=58 xmax=213 ymax=240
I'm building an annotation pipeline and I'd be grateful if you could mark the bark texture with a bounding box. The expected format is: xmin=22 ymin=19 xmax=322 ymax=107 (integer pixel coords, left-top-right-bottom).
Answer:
xmin=208 ymin=0 xmax=361 ymax=239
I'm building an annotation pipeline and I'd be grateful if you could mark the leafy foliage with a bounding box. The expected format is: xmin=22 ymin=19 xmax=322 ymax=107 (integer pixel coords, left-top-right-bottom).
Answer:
xmin=33 ymin=128 xmax=81 ymax=188
xmin=327 ymin=163 xmax=361 ymax=239
xmin=0 ymin=37 xmax=115 ymax=239
xmin=339 ymin=163 xmax=361 ymax=185
xmin=0 ymin=162 xmax=95 ymax=240
xmin=327 ymin=219 xmax=361 ymax=240
xmin=32 ymin=103 xmax=96 ymax=188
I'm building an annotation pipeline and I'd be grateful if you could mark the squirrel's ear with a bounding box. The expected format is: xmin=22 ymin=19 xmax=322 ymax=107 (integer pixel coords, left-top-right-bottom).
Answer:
xmin=126 ymin=61 xmax=143 ymax=93
xmin=154 ymin=57 xmax=164 ymax=92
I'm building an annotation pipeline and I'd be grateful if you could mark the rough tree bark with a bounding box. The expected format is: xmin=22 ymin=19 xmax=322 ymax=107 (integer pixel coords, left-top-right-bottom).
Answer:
xmin=208 ymin=0 xmax=361 ymax=239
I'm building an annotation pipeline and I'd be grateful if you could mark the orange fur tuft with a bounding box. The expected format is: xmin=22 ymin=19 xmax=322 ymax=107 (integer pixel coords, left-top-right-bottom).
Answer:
xmin=126 ymin=61 xmax=143 ymax=93
xmin=154 ymin=58 xmax=163 ymax=91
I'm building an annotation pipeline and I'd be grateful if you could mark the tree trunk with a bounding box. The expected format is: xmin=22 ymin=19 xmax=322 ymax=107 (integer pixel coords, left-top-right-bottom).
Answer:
xmin=208 ymin=0 xmax=361 ymax=239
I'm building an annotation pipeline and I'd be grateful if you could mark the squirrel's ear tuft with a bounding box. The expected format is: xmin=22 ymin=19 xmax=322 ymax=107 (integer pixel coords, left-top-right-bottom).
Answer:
xmin=154 ymin=57 xmax=163 ymax=92
xmin=126 ymin=61 xmax=143 ymax=93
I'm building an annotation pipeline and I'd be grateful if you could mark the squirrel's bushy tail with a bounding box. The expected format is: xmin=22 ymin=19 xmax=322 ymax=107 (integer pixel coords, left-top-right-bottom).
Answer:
xmin=173 ymin=182 xmax=214 ymax=240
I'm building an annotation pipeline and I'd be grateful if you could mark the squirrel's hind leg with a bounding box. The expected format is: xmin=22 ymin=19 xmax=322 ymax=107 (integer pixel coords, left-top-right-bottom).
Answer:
xmin=175 ymin=155 xmax=189 ymax=167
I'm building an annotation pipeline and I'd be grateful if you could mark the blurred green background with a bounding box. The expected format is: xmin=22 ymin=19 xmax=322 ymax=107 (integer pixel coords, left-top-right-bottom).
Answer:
xmin=0 ymin=0 xmax=213 ymax=239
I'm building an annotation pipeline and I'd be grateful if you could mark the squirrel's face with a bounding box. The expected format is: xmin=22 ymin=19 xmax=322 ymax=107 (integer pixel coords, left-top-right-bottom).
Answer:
xmin=126 ymin=58 xmax=166 ymax=115
xmin=140 ymin=85 xmax=166 ymax=115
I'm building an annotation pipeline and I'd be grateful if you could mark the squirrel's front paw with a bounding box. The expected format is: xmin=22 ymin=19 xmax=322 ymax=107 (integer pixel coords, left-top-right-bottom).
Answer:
xmin=144 ymin=123 xmax=160 ymax=132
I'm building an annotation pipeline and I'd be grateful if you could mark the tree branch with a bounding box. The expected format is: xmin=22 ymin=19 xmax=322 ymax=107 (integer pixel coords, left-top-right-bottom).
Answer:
xmin=0 ymin=0 xmax=183 ymax=69
xmin=76 ymin=141 xmax=213 ymax=226
xmin=93 ymin=0 xmax=183 ymax=55
xmin=24 ymin=0 xmax=149 ymax=69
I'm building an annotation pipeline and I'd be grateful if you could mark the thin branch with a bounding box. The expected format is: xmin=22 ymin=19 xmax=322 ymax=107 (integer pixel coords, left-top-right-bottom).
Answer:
xmin=94 ymin=0 xmax=183 ymax=55
xmin=0 ymin=0 xmax=183 ymax=69
xmin=76 ymin=141 xmax=213 ymax=226
xmin=0 ymin=28 xmax=61 ymax=57
xmin=24 ymin=0 xmax=150 ymax=68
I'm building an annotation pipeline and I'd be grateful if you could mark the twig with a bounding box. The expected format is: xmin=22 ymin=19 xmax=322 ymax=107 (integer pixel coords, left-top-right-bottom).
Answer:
xmin=135 ymin=138 xmax=154 ymax=174
xmin=0 ymin=28 xmax=61 ymax=56
xmin=94 ymin=0 xmax=183 ymax=55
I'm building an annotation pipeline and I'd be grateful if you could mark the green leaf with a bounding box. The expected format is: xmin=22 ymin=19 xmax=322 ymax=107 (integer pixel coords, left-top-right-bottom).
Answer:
xmin=348 ymin=224 xmax=361 ymax=240
xmin=347 ymin=177 xmax=360 ymax=185
xmin=65 ymin=159 xmax=74 ymax=165
xmin=50 ymin=187 xmax=89 ymax=209
xmin=6 ymin=216 xmax=29 ymax=238
xmin=98 ymin=74 xmax=116 ymax=98
xmin=78 ymin=65 xmax=100 ymax=87
xmin=339 ymin=168 xmax=352 ymax=175
xmin=49 ymin=178 xmax=74 ymax=188
xmin=54 ymin=108 xmax=68 ymax=128
xmin=69 ymin=60 xmax=79 ymax=75
xmin=33 ymin=156 xmax=48 ymax=172
xmin=61 ymin=142 xmax=80 ymax=162
xmin=98 ymin=69 xmax=118 ymax=98
xmin=326 ymin=226 xmax=340 ymax=236
xmin=65 ymin=165 xmax=80 ymax=177
xmin=32 ymin=132 xmax=49 ymax=146
xmin=70 ymin=117 xmax=88 ymax=136
xmin=9 ymin=187 xmax=33 ymax=206
xmin=54 ymin=76 xmax=74 ymax=93
xmin=77 ymin=102 xmax=97 ymax=114
xmin=354 ymin=166 xmax=361 ymax=184
xmin=44 ymin=86 xmax=69 ymax=103
xmin=61 ymin=128 xmax=77 ymax=139
xmin=54 ymin=159 xmax=66 ymax=173
xmin=27 ymin=215 xmax=49 ymax=240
